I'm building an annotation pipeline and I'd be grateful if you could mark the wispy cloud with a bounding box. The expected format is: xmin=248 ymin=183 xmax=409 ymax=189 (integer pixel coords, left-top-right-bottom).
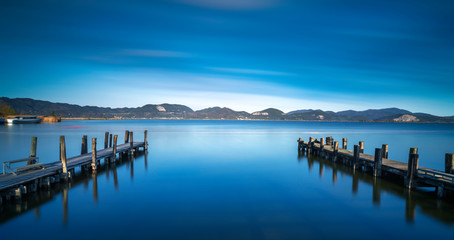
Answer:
xmin=208 ymin=67 xmax=292 ymax=76
xmin=118 ymin=49 xmax=191 ymax=58
xmin=175 ymin=0 xmax=281 ymax=10
xmin=332 ymin=29 xmax=430 ymax=42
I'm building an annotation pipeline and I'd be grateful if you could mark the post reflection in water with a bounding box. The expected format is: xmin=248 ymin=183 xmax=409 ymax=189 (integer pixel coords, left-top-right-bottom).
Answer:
xmin=63 ymin=186 xmax=68 ymax=225
xmin=113 ymin=165 xmax=119 ymax=190
xmin=106 ymin=165 xmax=110 ymax=181
xmin=34 ymin=207 xmax=39 ymax=219
xmin=83 ymin=178 xmax=88 ymax=190
xmin=373 ymin=178 xmax=381 ymax=205
xmin=144 ymin=150 xmax=148 ymax=171
xmin=0 ymin=150 xmax=149 ymax=226
xmin=130 ymin=159 xmax=134 ymax=180
xmin=406 ymin=191 xmax=415 ymax=223
xmin=299 ymin=152 xmax=454 ymax=224
xmin=307 ymin=156 xmax=314 ymax=171
xmin=92 ymin=173 xmax=98 ymax=203
xmin=352 ymin=173 xmax=358 ymax=195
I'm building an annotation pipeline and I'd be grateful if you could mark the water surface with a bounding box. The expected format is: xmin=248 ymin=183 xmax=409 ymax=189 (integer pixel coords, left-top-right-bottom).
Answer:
xmin=0 ymin=120 xmax=453 ymax=239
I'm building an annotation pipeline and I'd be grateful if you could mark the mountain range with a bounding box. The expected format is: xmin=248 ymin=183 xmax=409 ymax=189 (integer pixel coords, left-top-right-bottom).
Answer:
xmin=1 ymin=97 xmax=453 ymax=123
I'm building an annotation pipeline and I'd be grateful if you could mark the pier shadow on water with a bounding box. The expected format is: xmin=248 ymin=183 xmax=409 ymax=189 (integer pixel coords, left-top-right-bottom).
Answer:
xmin=0 ymin=150 xmax=147 ymax=224
xmin=298 ymin=152 xmax=454 ymax=224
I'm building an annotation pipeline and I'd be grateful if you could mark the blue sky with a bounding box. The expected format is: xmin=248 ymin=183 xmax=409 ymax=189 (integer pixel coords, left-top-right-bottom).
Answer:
xmin=1 ymin=0 xmax=453 ymax=115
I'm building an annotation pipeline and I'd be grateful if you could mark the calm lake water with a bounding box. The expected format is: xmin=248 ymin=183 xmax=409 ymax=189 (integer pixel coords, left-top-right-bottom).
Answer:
xmin=1 ymin=120 xmax=454 ymax=239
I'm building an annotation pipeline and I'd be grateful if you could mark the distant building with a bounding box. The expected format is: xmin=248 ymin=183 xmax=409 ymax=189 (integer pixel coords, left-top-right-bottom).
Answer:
xmin=156 ymin=106 xmax=166 ymax=112
xmin=252 ymin=112 xmax=269 ymax=116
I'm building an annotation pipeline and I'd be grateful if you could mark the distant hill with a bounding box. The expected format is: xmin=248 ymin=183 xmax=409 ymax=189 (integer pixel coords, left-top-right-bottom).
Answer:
xmin=337 ymin=108 xmax=412 ymax=120
xmin=286 ymin=109 xmax=346 ymax=121
xmin=190 ymin=107 xmax=250 ymax=120
xmin=1 ymin=97 xmax=453 ymax=122
xmin=251 ymin=108 xmax=285 ymax=120
xmin=0 ymin=97 xmax=192 ymax=119
xmin=287 ymin=109 xmax=319 ymax=115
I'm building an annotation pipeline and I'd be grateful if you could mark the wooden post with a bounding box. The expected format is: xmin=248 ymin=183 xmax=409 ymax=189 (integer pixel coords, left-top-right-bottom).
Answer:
xmin=326 ymin=137 xmax=331 ymax=146
xmin=91 ymin=138 xmax=97 ymax=171
xmin=445 ymin=153 xmax=454 ymax=174
xmin=359 ymin=141 xmax=364 ymax=153
xmin=144 ymin=130 xmax=148 ymax=151
xmin=125 ymin=130 xmax=130 ymax=143
xmin=405 ymin=149 xmax=419 ymax=189
xmin=60 ymin=136 xmax=67 ymax=174
xmin=30 ymin=136 xmax=37 ymax=157
xmin=113 ymin=135 xmax=118 ymax=159
xmin=109 ymin=134 xmax=113 ymax=148
xmin=320 ymin=138 xmax=325 ymax=156
xmin=342 ymin=138 xmax=347 ymax=149
xmin=382 ymin=144 xmax=388 ymax=159
xmin=28 ymin=137 xmax=38 ymax=165
xmin=129 ymin=131 xmax=134 ymax=152
xmin=308 ymin=137 xmax=314 ymax=153
xmin=373 ymin=148 xmax=382 ymax=177
xmin=353 ymin=145 xmax=360 ymax=169
xmin=81 ymin=135 xmax=88 ymax=154
xmin=333 ymin=141 xmax=339 ymax=162
xmin=104 ymin=132 xmax=109 ymax=149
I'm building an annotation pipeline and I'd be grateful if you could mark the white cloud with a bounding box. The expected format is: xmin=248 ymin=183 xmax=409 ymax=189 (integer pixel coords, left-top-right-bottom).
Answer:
xmin=207 ymin=67 xmax=292 ymax=76
xmin=118 ymin=49 xmax=190 ymax=58
xmin=175 ymin=0 xmax=281 ymax=10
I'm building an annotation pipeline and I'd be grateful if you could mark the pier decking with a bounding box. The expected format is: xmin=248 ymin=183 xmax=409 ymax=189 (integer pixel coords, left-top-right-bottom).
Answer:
xmin=0 ymin=130 xmax=148 ymax=204
xmin=298 ymin=137 xmax=454 ymax=197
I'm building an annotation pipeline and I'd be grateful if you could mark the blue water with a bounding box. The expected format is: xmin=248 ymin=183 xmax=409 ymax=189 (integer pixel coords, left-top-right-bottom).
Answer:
xmin=0 ymin=120 xmax=454 ymax=239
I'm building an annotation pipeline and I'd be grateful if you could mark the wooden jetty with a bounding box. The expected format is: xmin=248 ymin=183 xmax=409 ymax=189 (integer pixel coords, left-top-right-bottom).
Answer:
xmin=297 ymin=136 xmax=454 ymax=198
xmin=0 ymin=130 xmax=148 ymax=205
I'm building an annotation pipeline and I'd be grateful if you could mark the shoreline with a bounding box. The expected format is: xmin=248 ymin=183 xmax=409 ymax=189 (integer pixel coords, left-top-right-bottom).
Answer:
xmin=59 ymin=117 xmax=454 ymax=124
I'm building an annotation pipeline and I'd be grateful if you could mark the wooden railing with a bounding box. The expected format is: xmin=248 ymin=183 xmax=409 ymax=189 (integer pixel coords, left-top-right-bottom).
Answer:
xmin=2 ymin=157 xmax=44 ymax=175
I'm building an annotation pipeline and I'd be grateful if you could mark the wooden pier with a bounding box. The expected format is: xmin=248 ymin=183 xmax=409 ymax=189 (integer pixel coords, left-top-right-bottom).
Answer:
xmin=297 ymin=136 xmax=454 ymax=198
xmin=0 ymin=130 xmax=148 ymax=204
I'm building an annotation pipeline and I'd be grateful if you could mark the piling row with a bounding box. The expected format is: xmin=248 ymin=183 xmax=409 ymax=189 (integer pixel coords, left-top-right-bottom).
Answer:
xmin=297 ymin=136 xmax=454 ymax=198
xmin=0 ymin=130 xmax=149 ymax=205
